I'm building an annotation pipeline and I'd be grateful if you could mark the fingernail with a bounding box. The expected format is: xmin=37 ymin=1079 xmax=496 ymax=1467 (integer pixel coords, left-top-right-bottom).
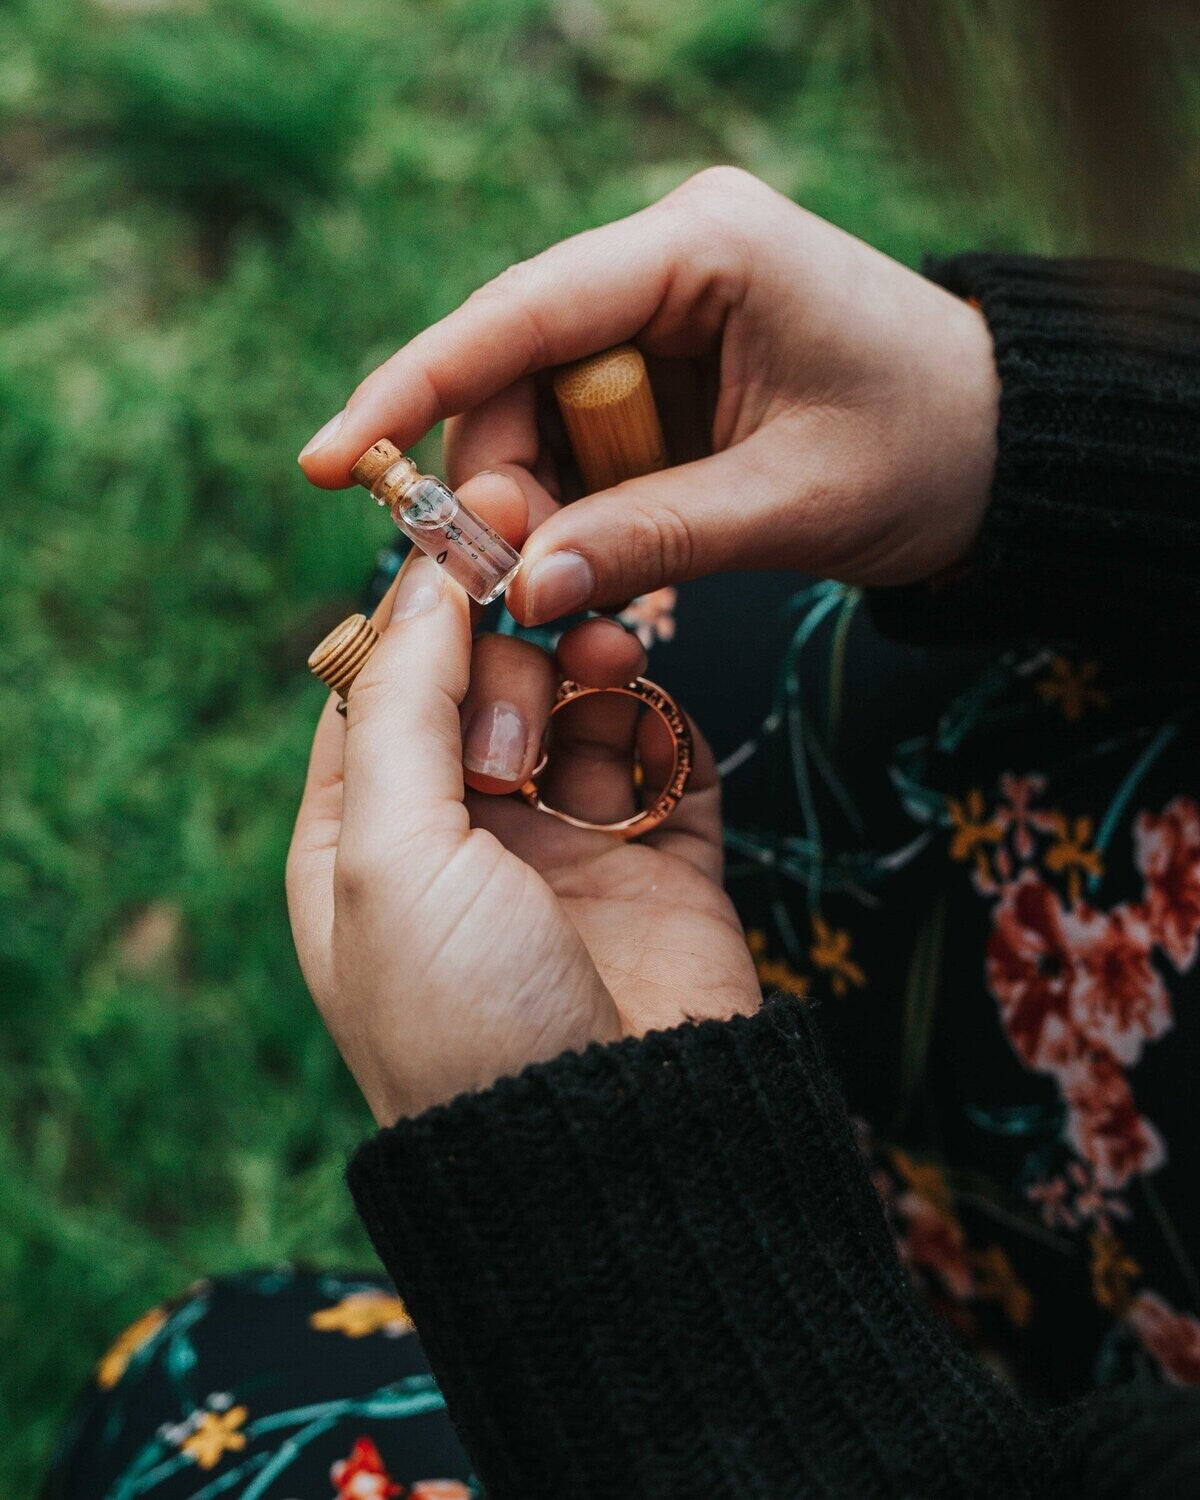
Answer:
xmin=391 ymin=555 xmax=443 ymax=622
xmin=463 ymin=701 xmax=528 ymax=781
xmin=298 ymin=409 xmax=345 ymax=462
xmin=526 ymin=551 xmax=594 ymax=623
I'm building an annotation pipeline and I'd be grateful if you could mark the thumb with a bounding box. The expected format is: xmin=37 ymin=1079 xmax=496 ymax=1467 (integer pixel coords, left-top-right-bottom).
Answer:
xmin=507 ymin=434 xmax=788 ymax=626
xmin=338 ymin=553 xmax=473 ymax=869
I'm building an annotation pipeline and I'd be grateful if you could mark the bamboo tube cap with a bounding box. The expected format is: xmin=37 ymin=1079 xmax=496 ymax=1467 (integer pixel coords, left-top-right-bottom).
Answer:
xmin=308 ymin=613 xmax=381 ymax=699
xmin=553 ymin=344 xmax=667 ymax=492
xmin=351 ymin=439 xmax=405 ymax=490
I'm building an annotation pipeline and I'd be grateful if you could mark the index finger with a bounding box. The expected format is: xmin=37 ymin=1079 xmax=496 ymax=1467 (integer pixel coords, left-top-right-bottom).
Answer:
xmin=298 ymin=192 xmax=713 ymax=488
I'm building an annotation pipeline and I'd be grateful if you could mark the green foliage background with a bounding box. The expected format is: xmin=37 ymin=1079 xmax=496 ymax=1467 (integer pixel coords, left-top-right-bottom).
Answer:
xmin=0 ymin=0 xmax=1195 ymax=1489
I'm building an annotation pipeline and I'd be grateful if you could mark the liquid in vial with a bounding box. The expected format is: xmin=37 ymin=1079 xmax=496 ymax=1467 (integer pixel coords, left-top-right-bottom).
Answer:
xmin=351 ymin=440 xmax=522 ymax=606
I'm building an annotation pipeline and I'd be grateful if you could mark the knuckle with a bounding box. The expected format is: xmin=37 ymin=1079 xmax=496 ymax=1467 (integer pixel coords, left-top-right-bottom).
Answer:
xmin=346 ymin=371 xmax=372 ymax=409
xmin=467 ymin=634 xmax=552 ymax=716
xmin=470 ymin=257 xmax=534 ymax=302
xmin=334 ymin=820 xmax=458 ymax=916
xmin=673 ymin=164 xmax=764 ymax=210
xmin=335 ymin=802 xmax=467 ymax=916
xmin=624 ymin=502 xmax=694 ymax=589
xmin=332 ymin=844 xmax=385 ymax=911
xmin=343 ymin=665 xmax=396 ymax=724
xmin=470 ymin=629 xmax=513 ymax=666
xmin=466 ymin=266 xmax=550 ymax=373
xmin=333 ymin=827 xmax=436 ymax=911
xmin=473 ymin=631 xmax=547 ymax=673
xmin=662 ymin=167 xmax=765 ymax=288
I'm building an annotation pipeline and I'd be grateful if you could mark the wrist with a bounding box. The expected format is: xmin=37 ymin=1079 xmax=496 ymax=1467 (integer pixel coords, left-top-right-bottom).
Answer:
xmin=932 ymin=293 xmax=1000 ymax=578
xmin=371 ymin=975 xmax=624 ymax=1126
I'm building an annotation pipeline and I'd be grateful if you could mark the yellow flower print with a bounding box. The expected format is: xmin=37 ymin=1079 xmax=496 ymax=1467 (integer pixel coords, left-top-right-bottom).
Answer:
xmin=1090 ymin=1232 xmax=1141 ymax=1315
xmin=747 ymin=929 xmax=810 ymax=998
xmin=96 ymin=1306 xmax=166 ymax=1390
xmin=947 ymin=788 xmax=1003 ymax=880
xmin=1036 ymin=656 xmax=1108 ymax=723
xmin=969 ymin=1245 xmax=1033 ymax=1330
xmin=181 ymin=1406 xmax=248 ymax=1470
xmin=809 ymin=914 xmax=866 ymax=996
xmin=891 ymin=1148 xmax=954 ymax=1215
xmin=310 ymin=1290 xmax=412 ymax=1338
xmin=1044 ymin=812 xmax=1104 ymax=905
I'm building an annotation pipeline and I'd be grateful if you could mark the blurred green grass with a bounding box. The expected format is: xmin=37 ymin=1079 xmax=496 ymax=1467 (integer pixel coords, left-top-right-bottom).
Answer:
xmin=0 ymin=0 xmax=1194 ymax=1490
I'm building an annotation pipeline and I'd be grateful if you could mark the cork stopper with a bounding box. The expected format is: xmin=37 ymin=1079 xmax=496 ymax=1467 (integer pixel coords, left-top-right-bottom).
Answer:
xmin=552 ymin=344 xmax=666 ymax=492
xmin=308 ymin=613 xmax=381 ymax=699
xmin=351 ymin=439 xmax=402 ymax=489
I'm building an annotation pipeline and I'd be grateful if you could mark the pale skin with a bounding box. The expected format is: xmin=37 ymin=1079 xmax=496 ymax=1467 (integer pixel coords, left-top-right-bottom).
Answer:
xmin=287 ymin=167 xmax=1000 ymax=1123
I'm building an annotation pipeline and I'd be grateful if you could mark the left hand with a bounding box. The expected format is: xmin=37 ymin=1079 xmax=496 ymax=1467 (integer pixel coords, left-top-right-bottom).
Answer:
xmin=286 ymin=475 xmax=759 ymax=1124
xmin=298 ymin=169 xmax=998 ymax=619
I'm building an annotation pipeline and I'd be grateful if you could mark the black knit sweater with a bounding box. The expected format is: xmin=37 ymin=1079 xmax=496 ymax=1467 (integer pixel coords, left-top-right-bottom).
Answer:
xmin=873 ymin=252 xmax=1200 ymax=654
xmin=350 ymin=254 xmax=1200 ymax=1499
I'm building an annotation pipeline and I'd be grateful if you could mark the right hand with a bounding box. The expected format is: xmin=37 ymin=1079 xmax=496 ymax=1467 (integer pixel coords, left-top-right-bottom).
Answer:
xmin=299 ymin=166 xmax=1000 ymax=624
xmin=286 ymin=537 xmax=759 ymax=1126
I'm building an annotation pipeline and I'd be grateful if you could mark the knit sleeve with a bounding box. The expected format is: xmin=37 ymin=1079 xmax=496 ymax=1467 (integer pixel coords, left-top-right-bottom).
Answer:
xmin=349 ymin=999 xmax=1055 ymax=1498
xmin=870 ymin=253 xmax=1200 ymax=653
xmin=1059 ymin=1383 xmax=1200 ymax=1498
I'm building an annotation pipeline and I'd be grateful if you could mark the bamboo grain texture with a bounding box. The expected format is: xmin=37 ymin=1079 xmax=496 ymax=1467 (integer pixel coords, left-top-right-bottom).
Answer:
xmin=552 ymin=344 xmax=667 ymax=491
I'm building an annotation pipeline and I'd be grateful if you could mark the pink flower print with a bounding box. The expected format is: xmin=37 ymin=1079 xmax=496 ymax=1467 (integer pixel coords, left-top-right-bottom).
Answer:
xmin=1066 ymin=1160 xmax=1130 ymax=1234
xmin=1027 ymin=1163 xmax=1132 ymax=1236
xmin=1061 ymin=903 xmax=1172 ymax=1066
xmin=618 ymin=587 xmax=677 ymax=650
xmin=986 ymin=872 xmax=1077 ymax=1069
xmin=1057 ymin=1048 xmax=1166 ymax=1191
xmin=896 ymin=1190 xmax=974 ymax=1300
xmin=1127 ymin=1292 xmax=1200 ymax=1384
xmin=884 ymin=1151 xmax=974 ymax=1302
xmin=1135 ymin=796 xmax=1200 ymax=971
xmin=1026 ymin=1175 xmax=1078 ymax=1232
xmin=997 ymin=773 xmax=1050 ymax=863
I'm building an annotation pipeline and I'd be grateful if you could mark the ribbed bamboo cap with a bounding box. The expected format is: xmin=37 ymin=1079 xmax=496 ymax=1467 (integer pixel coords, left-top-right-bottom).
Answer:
xmin=308 ymin=613 xmax=381 ymax=698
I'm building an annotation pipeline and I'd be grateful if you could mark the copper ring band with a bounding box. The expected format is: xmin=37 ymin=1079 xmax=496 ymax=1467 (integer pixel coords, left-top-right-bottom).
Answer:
xmin=518 ymin=675 xmax=694 ymax=839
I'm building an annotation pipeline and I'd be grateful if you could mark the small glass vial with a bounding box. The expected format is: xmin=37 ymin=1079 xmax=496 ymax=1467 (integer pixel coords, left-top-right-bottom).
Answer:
xmin=350 ymin=439 xmax=521 ymax=605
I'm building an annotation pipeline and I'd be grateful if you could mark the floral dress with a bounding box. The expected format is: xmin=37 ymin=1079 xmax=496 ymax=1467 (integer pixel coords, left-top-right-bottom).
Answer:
xmin=693 ymin=573 xmax=1200 ymax=1399
xmin=46 ymin=562 xmax=1200 ymax=1495
xmin=44 ymin=1268 xmax=476 ymax=1498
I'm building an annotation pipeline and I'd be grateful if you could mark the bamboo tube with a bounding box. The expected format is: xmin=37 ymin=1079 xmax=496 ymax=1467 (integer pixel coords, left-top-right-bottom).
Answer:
xmin=552 ymin=343 xmax=666 ymax=491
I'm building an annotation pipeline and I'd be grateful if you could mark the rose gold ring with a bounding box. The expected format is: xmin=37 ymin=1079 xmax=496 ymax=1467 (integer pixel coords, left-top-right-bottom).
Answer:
xmin=518 ymin=675 xmax=694 ymax=839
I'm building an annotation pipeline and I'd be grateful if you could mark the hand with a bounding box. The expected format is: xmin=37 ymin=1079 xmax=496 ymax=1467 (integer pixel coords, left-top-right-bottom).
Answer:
xmin=286 ymin=479 xmax=760 ymax=1124
xmin=298 ymin=166 xmax=999 ymax=624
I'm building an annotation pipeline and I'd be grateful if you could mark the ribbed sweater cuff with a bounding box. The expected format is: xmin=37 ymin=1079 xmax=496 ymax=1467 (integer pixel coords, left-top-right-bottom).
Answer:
xmin=349 ymin=1000 xmax=1047 ymax=1499
xmin=872 ymin=253 xmax=1200 ymax=652
xmin=1060 ymin=1383 xmax=1200 ymax=1499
